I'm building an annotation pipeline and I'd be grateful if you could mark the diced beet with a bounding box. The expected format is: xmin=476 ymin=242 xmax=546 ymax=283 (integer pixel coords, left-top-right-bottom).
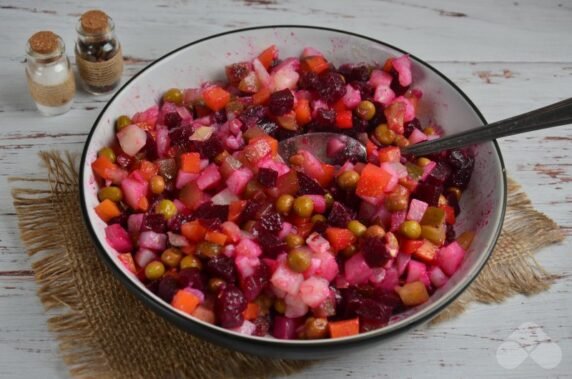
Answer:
xmin=167 ymin=212 xmax=194 ymax=233
xmin=115 ymin=152 xmax=134 ymax=170
xmin=206 ymin=256 xmax=237 ymax=283
xmin=298 ymin=71 xmax=320 ymax=91
xmin=256 ymin=229 xmax=287 ymax=258
xmin=240 ymin=262 xmax=270 ymax=301
xmin=314 ymin=108 xmax=336 ymax=128
xmin=413 ymin=181 xmax=443 ymax=207
xmin=446 ymin=150 xmax=475 ymax=189
xmin=197 ymin=136 xmax=225 ymax=161
xmin=257 ymin=209 xmax=282 ymax=233
xmin=317 ymin=72 xmax=347 ymax=104
xmin=253 ymin=315 xmax=271 ymax=336
xmin=269 ymin=89 xmax=294 ymax=116
xmin=389 ymin=68 xmax=409 ymax=96
xmin=446 ymin=192 xmax=461 ymax=216
xmin=237 ymin=199 xmax=263 ymax=225
xmin=169 ymin=126 xmax=194 ymax=150
xmin=213 ymin=110 xmax=227 ymax=124
xmin=426 ymin=161 xmax=451 ymax=186
xmin=272 ymin=316 xmax=302 ymax=339
xmin=362 ymin=236 xmax=391 ymax=268
xmin=328 ymin=201 xmax=353 ymax=227
xmin=215 ymin=286 xmax=247 ymax=328
xmin=446 ymin=223 xmax=456 ymax=244
xmin=192 ymin=202 xmax=229 ymax=225
xmin=257 ymin=167 xmax=278 ymax=188
xmin=297 ymin=171 xmax=326 ymax=195
xmin=141 ymin=213 xmax=167 ymax=233
xmin=239 ymin=105 xmax=268 ymax=127
xmin=177 ymin=268 xmax=207 ymax=292
xmin=157 ymin=275 xmax=179 ymax=303
xmin=355 ymin=298 xmax=393 ymax=325
xmin=403 ymin=118 xmax=421 ymax=138
xmin=164 ymin=112 xmax=182 ymax=129
xmin=226 ymin=61 xmax=251 ymax=85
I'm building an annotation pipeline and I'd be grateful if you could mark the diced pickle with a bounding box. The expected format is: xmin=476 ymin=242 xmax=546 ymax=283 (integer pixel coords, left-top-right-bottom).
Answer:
xmin=420 ymin=206 xmax=446 ymax=227
xmin=405 ymin=162 xmax=424 ymax=180
xmin=421 ymin=224 xmax=446 ymax=246
xmin=196 ymin=241 xmax=222 ymax=259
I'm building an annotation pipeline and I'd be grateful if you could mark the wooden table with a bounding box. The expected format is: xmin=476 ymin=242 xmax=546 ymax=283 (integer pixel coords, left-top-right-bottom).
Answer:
xmin=1 ymin=0 xmax=570 ymax=377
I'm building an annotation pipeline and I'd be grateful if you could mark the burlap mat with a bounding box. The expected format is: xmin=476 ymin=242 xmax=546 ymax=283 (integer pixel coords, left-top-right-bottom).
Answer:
xmin=11 ymin=152 xmax=564 ymax=379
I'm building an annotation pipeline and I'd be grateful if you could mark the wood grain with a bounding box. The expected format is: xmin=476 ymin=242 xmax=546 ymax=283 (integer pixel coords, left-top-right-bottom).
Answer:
xmin=0 ymin=0 xmax=570 ymax=378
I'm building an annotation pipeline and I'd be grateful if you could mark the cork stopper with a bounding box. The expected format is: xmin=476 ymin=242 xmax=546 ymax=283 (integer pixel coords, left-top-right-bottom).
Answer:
xmin=28 ymin=31 xmax=60 ymax=54
xmin=80 ymin=10 xmax=109 ymax=34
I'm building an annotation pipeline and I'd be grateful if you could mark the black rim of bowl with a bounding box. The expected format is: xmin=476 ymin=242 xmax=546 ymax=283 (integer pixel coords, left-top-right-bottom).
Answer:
xmin=79 ymin=25 xmax=507 ymax=353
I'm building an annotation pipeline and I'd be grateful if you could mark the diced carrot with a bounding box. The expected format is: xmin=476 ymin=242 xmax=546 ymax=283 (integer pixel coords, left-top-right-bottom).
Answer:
xmin=333 ymin=99 xmax=347 ymax=113
xmin=383 ymin=57 xmax=394 ymax=72
xmin=118 ymin=253 xmax=137 ymax=274
xmin=378 ymin=146 xmax=401 ymax=163
xmin=180 ymin=152 xmax=201 ymax=173
xmin=316 ymin=163 xmax=335 ymax=187
xmin=397 ymin=281 xmax=429 ymax=306
xmin=203 ymin=86 xmax=230 ymax=112
xmin=205 ymin=231 xmax=228 ymax=246
xmin=413 ymin=239 xmax=439 ymax=264
xmin=335 ymin=110 xmax=353 ymax=129
xmin=181 ymin=220 xmax=207 ymax=242
xmin=138 ymin=160 xmax=158 ymax=181
xmin=325 ymin=227 xmax=356 ymax=253
xmin=290 ymin=215 xmax=313 ymax=238
xmin=180 ymin=244 xmax=197 ymax=255
xmin=94 ymin=199 xmax=121 ymax=222
xmin=300 ymin=55 xmax=329 ymax=74
xmin=258 ymin=45 xmax=278 ymax=69
xmin=329 ymin=318 xmax=360 ymax=338
xmin=91 ymin=156 xmax=117 ymax=180
xmin=440 ymin=205 xmax=456 ymax=225
xmin=252 ymin=87 xmax=271 ymax=105
xmin=242 ymin=302 xmax=260 ymax=321
xmin=171 ymin=290 xmax=201 ymax=315
xmin=356 ymin=163 xmax=393 ymax=198
xmin=294 ymin=98 xmax=312 ymax=126
xmin=229 ymin=200 xmax=246 ymax=222
xmin=400 ymin=239 xmax=424 ymax=254
xmin=137 ymin=196 xmax=149 ymax=211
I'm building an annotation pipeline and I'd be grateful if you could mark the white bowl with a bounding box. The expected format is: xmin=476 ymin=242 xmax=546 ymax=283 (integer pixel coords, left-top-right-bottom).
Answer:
xmin=80 ymin=26 xmax=506 ymax=359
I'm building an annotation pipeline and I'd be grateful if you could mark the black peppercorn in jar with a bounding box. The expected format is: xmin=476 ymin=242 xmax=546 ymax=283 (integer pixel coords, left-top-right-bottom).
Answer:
xmin=75 ymin=10 xmax=123 ymax=95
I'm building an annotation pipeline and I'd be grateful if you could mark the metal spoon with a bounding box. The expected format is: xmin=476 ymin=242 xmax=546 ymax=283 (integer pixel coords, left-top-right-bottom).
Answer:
xmin=278 ymin=97 xmax=572 ymax=164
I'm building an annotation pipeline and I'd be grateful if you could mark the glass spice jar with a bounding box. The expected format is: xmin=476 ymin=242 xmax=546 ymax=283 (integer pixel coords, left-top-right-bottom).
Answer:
xmin=75 ymin=10 xmax=123 ymax=95
xmin=25 ymin=31 xmax=76 ymax=116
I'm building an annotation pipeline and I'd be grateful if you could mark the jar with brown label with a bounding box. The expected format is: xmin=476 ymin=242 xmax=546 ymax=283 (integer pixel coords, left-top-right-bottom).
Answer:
xmin=25 ymin=31 xmax=76 ymax=116
xmin=75 ymin=10 xmax=123 ymax=95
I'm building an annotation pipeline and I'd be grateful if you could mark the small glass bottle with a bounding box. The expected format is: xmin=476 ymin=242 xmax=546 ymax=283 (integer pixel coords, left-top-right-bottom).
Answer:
xmin=26 ymin=31 xmax=76 ymax=116
xmin=75 ymin=10 xmax=123 ymax=95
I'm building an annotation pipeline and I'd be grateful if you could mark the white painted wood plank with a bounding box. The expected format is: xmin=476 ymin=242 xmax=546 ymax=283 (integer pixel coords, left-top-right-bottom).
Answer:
xmin=0 ymin=0 xmax=571 ymax=64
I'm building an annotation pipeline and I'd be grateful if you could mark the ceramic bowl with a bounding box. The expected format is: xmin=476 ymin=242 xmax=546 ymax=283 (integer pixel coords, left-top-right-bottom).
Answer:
xmin=80 ymin=26 xmax=507 ymax=359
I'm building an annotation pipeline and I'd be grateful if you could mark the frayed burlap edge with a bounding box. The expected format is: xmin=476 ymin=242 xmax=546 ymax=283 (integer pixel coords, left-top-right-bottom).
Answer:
xmin=432 ymin=179 xmax=565 ymax=323
xmin=12 ymin=152 xmax=311 ymax=379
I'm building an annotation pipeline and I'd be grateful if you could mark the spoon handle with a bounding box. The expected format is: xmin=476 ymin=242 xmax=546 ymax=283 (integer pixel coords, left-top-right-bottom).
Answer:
xmin=402 ymin=97 xmax=572 ymax=156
